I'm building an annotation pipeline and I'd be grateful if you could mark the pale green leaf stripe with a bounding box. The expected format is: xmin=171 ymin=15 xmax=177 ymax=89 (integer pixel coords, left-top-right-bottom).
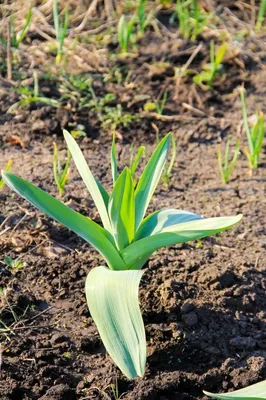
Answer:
xmin=122 ymin=215 xmax=242 ymax=268
xmin=111 ymin=135 xmax=118 ymax=184
xmin=63 ymin=130 xmax=112 ymax=233
xmin=2 ymin=172 xmax=126 ymax=271
xmin=108 ymin=168 xmax=135 ymax=251
xmin=204 ymin=378 xmax=266 ymax=399
xmin=135 ymin=209 xmax=202 ymax=240
xmin=134 ymin=133 xmax=171 ymax=230
xmin=85 ymin=267 xmax=146 ymax=378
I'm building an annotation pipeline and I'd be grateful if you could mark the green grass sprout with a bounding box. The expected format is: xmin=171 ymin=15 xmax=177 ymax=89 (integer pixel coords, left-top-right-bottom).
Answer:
xmin=217 ymin=138 xmax=240 ymax=184
xmin=256 ymin=0 xmax=266 ymax=30
xmin=176 ymin=0 xmax=210 ymax=41
xmin=53 ymin=142 xmax=71 ymax=196
xmin=194 ymin=41 xmax=226 ymax=88
xmin=53 ymin=0 xmax=69 ymax=64
xmin=240 ymin=88 xmax=265 ymax=169
xmin=10 ymin=5 xmax=32 ymax=48
xmin=117 ymin=14 xmax=136 ymax=53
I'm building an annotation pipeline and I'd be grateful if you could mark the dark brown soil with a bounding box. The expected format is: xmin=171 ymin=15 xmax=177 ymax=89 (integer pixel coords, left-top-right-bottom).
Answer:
xmin=1 ymin=1 xmax=266 ymax=399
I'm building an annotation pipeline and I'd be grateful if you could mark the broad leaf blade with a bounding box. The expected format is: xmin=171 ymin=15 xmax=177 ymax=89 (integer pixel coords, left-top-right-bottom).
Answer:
xmin=122 ymin=214 xmax=242 ymax=269
xmin=63 ymin=130 xmax=111 ymax=232
xmin=85 ymin=266 xmax=146 ymax=379
xmin=136 ymin=209 xmax=202 ymax=240
xmin=204 ymin=379 xmax=266 ymax=399
xmin=135 ymin=133 xmax=171 ymax=230
xmin=2 ymin=172 xmax=126 ymax=271
xmin=108 ymin=168 xmax=135 ymax=251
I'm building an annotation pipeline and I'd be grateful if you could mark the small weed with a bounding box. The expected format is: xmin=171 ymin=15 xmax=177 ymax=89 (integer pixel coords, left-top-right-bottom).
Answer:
xmin=118 ymin=14 xmax=136 ymax=53
xmin=144 ymin=91 xmax=168 ymax=115
xmin=3 ymin=257 xmax=25 ymax=274
xmin=130 ymin=144 xmax=145 ymax=187
xmin=256 ymin=0 xmax=266 ymax=30
xmin=217 ymin=138 xmax=240 ymax=184
xmin=10 ymin=5 xmax=32 ymax=48
xmin=194 ymin=41 xmax=226 ymax=88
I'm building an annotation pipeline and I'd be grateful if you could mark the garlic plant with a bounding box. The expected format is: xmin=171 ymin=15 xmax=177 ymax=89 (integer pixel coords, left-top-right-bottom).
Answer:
xmin=2 ymin=130 xmax=242 ymax=379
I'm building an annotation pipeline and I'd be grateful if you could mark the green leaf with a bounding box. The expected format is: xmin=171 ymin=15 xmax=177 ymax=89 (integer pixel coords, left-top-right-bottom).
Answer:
xmin=204 ymin=378 xmax=266 ymax=399
xmin=135 ymin=133 xmax=171 ymax=230
xmin=85 ymin=266 xmax=146 ymax=379
xmin=135 ymin=209 xmax=202 ymax=240
xmin=63 ymin=130 xmax=111 ymax=232
xmin=111 ymin=134 xmax=118 ymax=184
xmin=2 ymin=172 xmax=126 ymax=271
xmin=122 ymin=214 xmax=243 ymax=269
xmin=108 ymin=168 xmax=135 ymax=251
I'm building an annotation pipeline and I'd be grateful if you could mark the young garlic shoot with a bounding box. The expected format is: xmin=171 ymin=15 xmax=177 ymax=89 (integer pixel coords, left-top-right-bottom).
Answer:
xmin=53 ymin=142 xmax=71 ymax=196
xmin=240 ymin=88 xmax=265 ymax=169
xmin=176 ymin=0 xmax=210 ymax=41
xmin=53 ymin=0 xmax=69 ymax=64
xmin=2 ymin=130 xmax=242 ymax=379
xmin=255 ymin=0 xmax=266 ymax=30
xmin=10 ymin=5 xmax=32 ymax=48
xmin=217 ymin=138 xmax=240 ymax=184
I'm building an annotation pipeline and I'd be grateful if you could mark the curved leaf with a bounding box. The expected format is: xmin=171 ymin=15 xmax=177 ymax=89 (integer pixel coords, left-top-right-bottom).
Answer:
xmin=122 ymin=214 xmax=243 ymax=269
xmin=63 ymin=130 xmax=111 ymax=232
xmin=2 ymin=172 xmax=126 ymax=271
xmin=204 ymin=378 xmax=266 ymax=399
xmin=85 ymin=267 xmax=146 ymax=379
xmin=108 ymin=168 xmax=135 ymax=251
xmin=135 ymin=133 xmax=171 ymax=230
xmin=135 ymin=209 xmax=202 ymax=240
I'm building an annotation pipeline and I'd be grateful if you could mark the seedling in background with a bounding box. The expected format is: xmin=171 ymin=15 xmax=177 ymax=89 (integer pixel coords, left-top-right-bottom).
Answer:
xmin=53 ymin=142 xmax=71 ymax=196
xmin=10 ymin=5 xmax=32 ymax=48
xmin=7 ymin=72 xmax=59 ymax=113
xmin=53 ymin=0 xmax=69 ymax=64
xmin=117 ymin=14 xmax=136 ymax=53
xmin=137 ymin=0 xmax=153 ymax=37
xmin=204 ymin=378 xmax=266 ymax=399
xmin=100 ymin=104 xmax=135 ymax=136
xmin=176 ymin=0 xmax=210 ymax=41
xmin=144 ymin=92 xmax=168 ymax=115
xmin=217 ymin=138 xmax=240 ymax=184
xmin=256 ymin=0 xmax=266 ymax=30
xmin=2 ymin=130 xmax=242 ymax=379
xmin=3 ymin=257 xmax=25 ymax=274
xmin=162 ymin=132 xmax=177 ymax=187
xmin=194 ymin=41 xmax=227 ymax=88
xmin=240 ymin=88 xmax=265 ymax=169
xmin=0 ymin=160 xmax=12 ymax=190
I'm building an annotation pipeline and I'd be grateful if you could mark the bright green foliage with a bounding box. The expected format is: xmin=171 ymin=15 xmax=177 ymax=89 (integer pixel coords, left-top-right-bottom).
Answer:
xmin=118 ymin=14 xmax=136 ymax=53
xmin=176 ymin=0 xmax=209 ymax=41
xmin=256 ymin=0 xmax=266 ymax=30
xmin=4 ymin=256 xmax=25 ymax=274
xmin=0 ymin=160 xmax=12 ymax=190
xmin=53 ymin=0 xmax=69 ymax=64
xmin=86 ymin=267 xmax=146 ymax=378
xmin=204 ymin=378 xmax=266 ymax=399
xmin=136 ymin=0 xmax=153 ymax=36
xmin=2 ymin=130 xmax=242 ymax=379
xmin=240 ymin=89 xmax=265 ymax=169
xmin=217 ymin=138 xmax=240 ymax=184
xmin=194 ymin=41 xmax=226 ymax=88
xmin=53 ymin=142 xmax=71 ymax=196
